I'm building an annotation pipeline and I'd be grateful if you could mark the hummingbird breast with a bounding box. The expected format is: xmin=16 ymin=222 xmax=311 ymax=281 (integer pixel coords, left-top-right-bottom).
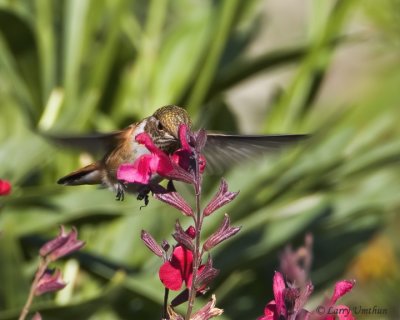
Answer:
xmin=101 ymin=122 xmax=150 ymax=188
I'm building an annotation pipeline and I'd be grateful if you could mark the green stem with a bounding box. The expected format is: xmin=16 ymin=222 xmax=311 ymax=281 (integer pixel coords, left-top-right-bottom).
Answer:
xmin=18 ymin=258 xmax=49 ymax=320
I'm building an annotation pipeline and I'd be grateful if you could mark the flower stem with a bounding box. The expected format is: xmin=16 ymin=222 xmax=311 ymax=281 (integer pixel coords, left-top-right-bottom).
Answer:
xmin=162 ymin=287 xmax=169 ymax=319
xmin=18 ymin=258 xmax=49 ymax=320
xmin=185 ymin=154 xmax=203 ymax=320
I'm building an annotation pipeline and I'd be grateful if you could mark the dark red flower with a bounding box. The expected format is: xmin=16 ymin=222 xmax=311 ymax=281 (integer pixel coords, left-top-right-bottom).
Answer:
xmin=159 ymin=227 xmax=205 ymax=291
xmin=0 ymin=179 xmax=11 ymax=196
xmin=117 ymin=124 xmax=206 ymax=185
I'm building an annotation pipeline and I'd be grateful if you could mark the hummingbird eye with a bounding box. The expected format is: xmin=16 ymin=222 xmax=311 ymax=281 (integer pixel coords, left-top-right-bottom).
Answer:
xmin=157 ymin=121 xmax=164 ymax=131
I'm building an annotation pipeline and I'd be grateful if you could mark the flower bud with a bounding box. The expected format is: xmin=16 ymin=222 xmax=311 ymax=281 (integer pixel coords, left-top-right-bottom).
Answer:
xmin=161 ymin=240 xmax=170 ymax=252
xmin=191 ymin=295 xmax=223 ymax=320
xmin=40 ymin=226 xmax=85 ymax=261
xmin=203 ymin=214 xmax=241 ymax=251
xmin=141 ymin=230 xmax=163 ymax=257
xmin=194 ymin=256 xmax=219 ymax=290
xmin=35 ymin=269 xmax=66 ymax=296
xmin=154 ymin=191 xmax=193 ymax=216
xmin=203 ymin=179 xmax=238 ymax=216
xmin=172 ymin=221 xmax=194 ymax=252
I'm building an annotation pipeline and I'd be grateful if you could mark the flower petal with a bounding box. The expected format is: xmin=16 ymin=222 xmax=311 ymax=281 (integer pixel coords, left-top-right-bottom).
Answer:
xmin=330 ymin=280 xmax=355 ymax=305
xmin=258 ymin=301 xmax=277 ymax=320
xmin=136 ymin=132 xmax=162 ymax=154
xmin=159 ymin=246 xmax=193 ymax=291
xmin=273 ymin=271 xmax=286 ymax=318
xmin=154 ymin=156 xmax=174 ymax=177
xmin=117 ymin=155 xmax=154 ymax=184
xmin=178 ymin=124 xmax=191 ymax=152
xmin=172 ymin=149 xmax=192 ymax=171
xmin=159 ymin=259 xmax=184 ymax=291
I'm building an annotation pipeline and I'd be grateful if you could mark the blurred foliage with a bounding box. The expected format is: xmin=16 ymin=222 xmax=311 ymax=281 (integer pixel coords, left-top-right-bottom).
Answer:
xmin=0 ymin=0 xmax=400 ymax=319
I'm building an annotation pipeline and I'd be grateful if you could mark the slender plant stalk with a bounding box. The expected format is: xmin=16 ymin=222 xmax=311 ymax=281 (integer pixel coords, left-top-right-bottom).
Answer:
xmin=162 ymin=287 xmax=169 ymax=319
xmin=185 ymin=154 xmax=203 ymax=320
xmin=18 ymin=258 xmax=49 ymax=320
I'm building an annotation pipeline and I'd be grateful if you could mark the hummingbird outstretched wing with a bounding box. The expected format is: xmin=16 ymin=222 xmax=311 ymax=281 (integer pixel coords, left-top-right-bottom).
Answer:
xmin=44 ymin=131 xmax=123 ymax=155
xmin=203 ymin=134 xmax=309 ymax=173
xmin=45 ymin=131 xmax=308 ymax=173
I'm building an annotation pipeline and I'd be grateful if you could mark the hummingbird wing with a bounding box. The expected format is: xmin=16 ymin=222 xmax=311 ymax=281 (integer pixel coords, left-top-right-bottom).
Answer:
xmin=44 ymin=131 xmax=123 ymax=155
xmin=203 ymin=134 xmax=308 ymax=173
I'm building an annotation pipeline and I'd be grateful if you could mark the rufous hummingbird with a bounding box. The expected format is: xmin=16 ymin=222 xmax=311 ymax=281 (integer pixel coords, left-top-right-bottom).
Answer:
xmin=54 ymin=105 xmax=307 ymax=200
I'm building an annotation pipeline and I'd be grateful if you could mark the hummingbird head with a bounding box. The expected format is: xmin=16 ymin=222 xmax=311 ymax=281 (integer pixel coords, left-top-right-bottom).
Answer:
xmin=145 ymin=105 xmax=192 ymax=152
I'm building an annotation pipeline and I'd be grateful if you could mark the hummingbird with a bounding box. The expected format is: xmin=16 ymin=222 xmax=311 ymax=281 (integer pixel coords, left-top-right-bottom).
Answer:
xmin=53 ymin=105 xmax=307 ymax=200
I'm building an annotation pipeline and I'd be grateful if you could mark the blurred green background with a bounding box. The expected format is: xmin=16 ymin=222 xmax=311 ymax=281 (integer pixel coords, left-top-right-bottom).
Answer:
xmin=1 ymin=0 xmax=400 ymax=319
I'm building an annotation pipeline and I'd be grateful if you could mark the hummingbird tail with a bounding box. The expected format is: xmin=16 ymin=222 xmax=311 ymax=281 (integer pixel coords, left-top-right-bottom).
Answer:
xmin=57 ymin=163 xmax=102 ymax=186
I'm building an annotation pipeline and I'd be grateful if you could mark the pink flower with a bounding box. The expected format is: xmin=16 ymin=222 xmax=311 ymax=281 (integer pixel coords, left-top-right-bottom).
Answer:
xmin=159 ymin=227 xmax=205 ymax=291
xmin=258 ymin=272 xmax=288 ymax=320
xmin=258 ymin=272 xmax=355 ymax=320
xmin=117 ymin=124 xmax=206 ymax=185
xmin=0 ymin=179 xmax=11 ymax=196
xmin=118 ymin=133 xmax=174 ymax=184
xmin=317 ymin=280 xmax=356 ymax=320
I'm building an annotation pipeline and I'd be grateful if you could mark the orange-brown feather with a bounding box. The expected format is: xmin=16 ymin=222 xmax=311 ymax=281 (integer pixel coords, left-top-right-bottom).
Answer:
xmin=57 ymin=162 xmax=102 ymax=185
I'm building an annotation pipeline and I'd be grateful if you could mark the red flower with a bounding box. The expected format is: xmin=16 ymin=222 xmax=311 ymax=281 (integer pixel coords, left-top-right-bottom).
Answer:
xmin=0 ymin=179 xmax=11 ymax=196
xmin=117 ymin=124 xmax=206 ymax=185
xmin=159 ymin=226 xmax=205 ymax=291
xmin=258 ymin=272 xmax=355 ymax=320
